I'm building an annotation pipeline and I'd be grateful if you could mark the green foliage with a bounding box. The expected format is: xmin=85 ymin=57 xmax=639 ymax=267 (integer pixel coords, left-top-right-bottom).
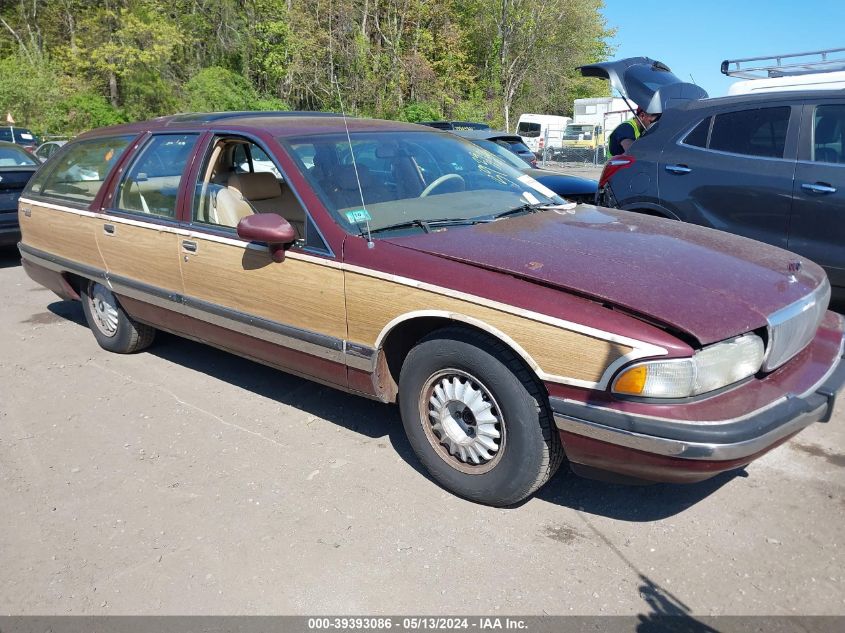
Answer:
xmin=0 ymin=0 xmax=613 ymax=136
xmin=399 ymin=102 xmax=443 ymax=123
xmin=0 ymin=55 xmax=63 ymax=133
xmin=45 ymin=92 xmax=127 ymax=136
xmin=184 ymin=67 xmax=261 ymax=112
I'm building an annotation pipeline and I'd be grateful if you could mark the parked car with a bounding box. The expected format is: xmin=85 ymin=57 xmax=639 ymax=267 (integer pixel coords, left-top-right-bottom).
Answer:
xmin=18 ymin=112 xmax=844 ymax=506
xmin=453 ymin=129 xmax=597 ymax=203
xmin=0 ymin=141 xmax=39 ymax=246
xmin=419 ymin=120 xmax=491 ymax=131
xmin=584 ymin=57 xmax=845 ymax=303
xmin=0 ymin=127 xmax=40 ymax=152
xmin=34 ymin=140 xmax=67 ymax=162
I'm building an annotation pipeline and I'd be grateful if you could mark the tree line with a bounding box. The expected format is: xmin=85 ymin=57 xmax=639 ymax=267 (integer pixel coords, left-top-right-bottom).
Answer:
xmin=0 ymin=0 xmax=613 ymax=137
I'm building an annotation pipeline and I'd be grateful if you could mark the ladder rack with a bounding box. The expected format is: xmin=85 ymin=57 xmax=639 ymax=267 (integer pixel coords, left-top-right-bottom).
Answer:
xmin=721 ymin=47 xmax=845 ymax=79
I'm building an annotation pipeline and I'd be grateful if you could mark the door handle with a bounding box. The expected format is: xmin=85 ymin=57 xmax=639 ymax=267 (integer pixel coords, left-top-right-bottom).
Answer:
xmin=665 ymin=164 xmax=692 ymax=174
xmin=103 ymin=224 xmax=115 ymax=235
xmin=181 ymin=240 xmax=198 ymax=253
xmin=801 ymin=182 xmax=837 ymax=194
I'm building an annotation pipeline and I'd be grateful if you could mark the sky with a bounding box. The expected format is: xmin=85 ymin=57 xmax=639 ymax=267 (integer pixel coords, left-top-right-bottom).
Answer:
xmin=600 ymin=0 xmax=845 ymax=97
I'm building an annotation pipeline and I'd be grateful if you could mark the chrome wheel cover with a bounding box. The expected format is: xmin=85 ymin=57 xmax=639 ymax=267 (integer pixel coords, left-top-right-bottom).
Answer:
xmin=420 ymin=369 xmax=505 ymax=474
xmin=88 ymin=283 xmax=119 ymax=338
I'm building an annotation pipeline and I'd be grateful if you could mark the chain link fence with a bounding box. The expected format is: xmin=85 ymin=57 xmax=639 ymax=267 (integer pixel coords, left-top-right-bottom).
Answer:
xmin=539 ymin=145 xmax=606 ymax=167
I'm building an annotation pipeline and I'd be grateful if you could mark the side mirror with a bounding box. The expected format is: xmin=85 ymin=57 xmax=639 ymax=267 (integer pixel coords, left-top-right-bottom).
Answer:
xmin=236 ymin=213 xmax=297 ymax=262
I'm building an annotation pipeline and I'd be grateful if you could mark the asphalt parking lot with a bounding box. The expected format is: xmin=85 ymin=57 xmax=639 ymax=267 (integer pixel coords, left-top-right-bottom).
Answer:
xmin=1 ymin=247 xmax=844 ymax=617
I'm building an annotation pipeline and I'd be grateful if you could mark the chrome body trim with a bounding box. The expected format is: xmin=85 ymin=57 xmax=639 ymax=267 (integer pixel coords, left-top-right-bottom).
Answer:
xmin=554 ymin=402 xmax=828 ymax=461
xmin=17 ymin=243 xmax=377 ymax=372
xmin=763 ymin=278 xmax=831 ymax=371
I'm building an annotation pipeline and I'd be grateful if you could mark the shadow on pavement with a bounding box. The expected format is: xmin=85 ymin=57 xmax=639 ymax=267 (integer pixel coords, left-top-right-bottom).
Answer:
xmin=535 ymin=467 xmax=742 ymax=521
xmin=47 ymin=299 xmax=734 ymax=519
xmin=635 ymin=573 xmax=722 ymax=632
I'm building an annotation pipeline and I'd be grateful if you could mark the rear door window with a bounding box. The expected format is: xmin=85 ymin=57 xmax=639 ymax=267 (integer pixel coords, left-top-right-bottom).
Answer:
xmin=114 ymin=134 xmax=199 ymax=219
xmin=812 ymin=104 xmax=845 ymax=164
xmin=28 ymin=135 xmax=135 ymax=204
xmin=709 ymin=107 xmax=791 ymax=158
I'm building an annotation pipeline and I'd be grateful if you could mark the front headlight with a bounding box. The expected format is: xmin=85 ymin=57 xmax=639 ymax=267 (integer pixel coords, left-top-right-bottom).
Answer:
xmin=612 ymin=334 xmax=765 ymax=398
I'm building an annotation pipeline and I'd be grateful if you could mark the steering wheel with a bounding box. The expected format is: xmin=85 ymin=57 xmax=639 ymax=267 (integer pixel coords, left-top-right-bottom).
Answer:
xmin=419 ymin=173 xmax=466 ymax=197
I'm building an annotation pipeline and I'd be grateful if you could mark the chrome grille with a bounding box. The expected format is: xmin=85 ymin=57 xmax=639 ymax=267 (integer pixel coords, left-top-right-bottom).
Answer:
xmin=762 ymin=278 xmax=831 ymax=371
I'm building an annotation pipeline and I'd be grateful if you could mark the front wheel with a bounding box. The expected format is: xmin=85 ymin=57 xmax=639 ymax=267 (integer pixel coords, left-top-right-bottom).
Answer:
xmin=398 ymin=327 xmax=563 ymax=506
xmin=81 ymin=280 xmax=156 ymax=353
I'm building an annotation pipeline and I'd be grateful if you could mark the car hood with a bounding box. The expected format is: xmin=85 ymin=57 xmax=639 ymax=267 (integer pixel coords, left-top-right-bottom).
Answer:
xmin=579 ymin=57 xmax=708 ymax=113
xmin=383 ymin=206 xmax=827 ymax=345
xmin=523 ymin=168 xmax=597 ymax=195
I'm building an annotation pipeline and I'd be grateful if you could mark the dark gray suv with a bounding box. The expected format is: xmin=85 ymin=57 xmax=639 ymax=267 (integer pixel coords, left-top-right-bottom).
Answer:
xmin=587 ymin=60 xmax=845 ymax=303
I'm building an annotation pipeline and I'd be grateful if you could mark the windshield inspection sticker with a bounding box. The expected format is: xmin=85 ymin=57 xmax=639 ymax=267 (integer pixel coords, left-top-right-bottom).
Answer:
xmin=345 ymin=209 xmax=372 ymax=224
xmin=517 ymin=174 xmax=557 ymax=199
xmin=20 ymin=133 xmax=34 ymax=140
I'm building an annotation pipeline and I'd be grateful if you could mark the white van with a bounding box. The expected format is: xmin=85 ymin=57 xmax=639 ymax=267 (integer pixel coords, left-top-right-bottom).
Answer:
xmin=727 ymin=70 xmax=845 ymax=95
xmin=723 ymin=48 xmax=845 ymax=95
xmin=515 ymin=114 xmax=572 ymax=154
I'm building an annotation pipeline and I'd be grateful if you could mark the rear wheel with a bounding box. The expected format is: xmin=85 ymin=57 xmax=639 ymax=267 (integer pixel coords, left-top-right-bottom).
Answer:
xmin=398 ymin=327 xmax=563 ymax=506
xmin=81 ymin=280 xmax=155 ymax=353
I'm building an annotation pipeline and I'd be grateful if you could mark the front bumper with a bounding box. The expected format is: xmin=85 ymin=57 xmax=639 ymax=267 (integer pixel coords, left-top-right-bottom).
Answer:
xmin=552 ymin=326 xmax=845 ymax=484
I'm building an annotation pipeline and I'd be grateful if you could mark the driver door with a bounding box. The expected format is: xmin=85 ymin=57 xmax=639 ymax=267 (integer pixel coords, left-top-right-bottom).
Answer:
xmin=178 ymin=134 xmax=349 ymax=386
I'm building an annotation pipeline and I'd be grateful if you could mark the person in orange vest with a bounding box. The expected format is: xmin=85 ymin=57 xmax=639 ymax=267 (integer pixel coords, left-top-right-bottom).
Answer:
xmin=608 ymin=107 xmax=660 ymax=156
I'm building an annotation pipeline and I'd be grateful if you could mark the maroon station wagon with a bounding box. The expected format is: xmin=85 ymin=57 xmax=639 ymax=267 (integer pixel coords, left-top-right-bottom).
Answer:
xmin=17 ymin=111 xmax=845 ymax=506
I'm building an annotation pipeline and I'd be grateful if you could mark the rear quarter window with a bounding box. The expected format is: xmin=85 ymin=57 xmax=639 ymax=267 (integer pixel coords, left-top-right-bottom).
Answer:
xmin=682 ymin=117 xmax=711 ymax=148
xmin=709 ymin=107 xmax=791 ymax=158
xmin=27 ymin=135 xmax=135 ymax=205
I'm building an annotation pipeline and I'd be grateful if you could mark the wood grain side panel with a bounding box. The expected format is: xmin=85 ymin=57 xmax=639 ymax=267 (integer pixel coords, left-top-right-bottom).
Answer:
xmin=181 ymin=238 xmax=347 ymax=339
xmin=344 ymin=272 xmax=632 ymax=383
xmin=19 ymin=204 xmax=104 ymax=269
xmin=95 ymin=221 xmax=183 ymax=292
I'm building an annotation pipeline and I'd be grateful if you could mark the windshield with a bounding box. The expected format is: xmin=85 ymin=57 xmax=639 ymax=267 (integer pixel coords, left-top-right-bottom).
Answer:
xmin=516 ymin=122 xmax=541 ymax=137
xmin=564 ymin=125 xmax=595 ymax=138
xmin=0 ymin=143 xmax=38 ymax=166
xmin=472 ymin=140 xmax=530 ymax=170
xmin=286 ymin=131 xmax=562 ymax=234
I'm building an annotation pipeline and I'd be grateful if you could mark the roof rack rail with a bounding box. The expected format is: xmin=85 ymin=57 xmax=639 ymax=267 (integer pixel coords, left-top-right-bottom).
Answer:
xmin=721 ymin=48 xmax=845 ymax=79
xmin=165 ymin=111 xmax=344 ymax=125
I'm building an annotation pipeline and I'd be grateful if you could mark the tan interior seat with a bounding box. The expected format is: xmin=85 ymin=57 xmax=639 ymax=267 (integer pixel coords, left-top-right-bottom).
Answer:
xmin=227 ymin=172 xmax=305 ymax=237
xmin=210 ymin=185 xmax=254 ymax=228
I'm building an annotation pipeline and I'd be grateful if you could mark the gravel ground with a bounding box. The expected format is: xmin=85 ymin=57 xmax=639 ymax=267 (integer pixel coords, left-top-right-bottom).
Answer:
xmin=1 ymin=247 xmax=843 ymax=617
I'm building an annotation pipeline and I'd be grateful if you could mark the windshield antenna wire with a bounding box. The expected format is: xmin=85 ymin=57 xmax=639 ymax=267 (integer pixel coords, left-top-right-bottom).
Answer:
xmin=334 ymin=78 xmax=374 ymax=249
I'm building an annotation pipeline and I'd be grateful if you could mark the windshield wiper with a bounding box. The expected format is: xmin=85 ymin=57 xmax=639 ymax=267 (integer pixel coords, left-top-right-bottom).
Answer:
xmin=492 ymin=202 xmax=556 ymax=220
xmin=367 ymin=218 xmax=482 ymax=235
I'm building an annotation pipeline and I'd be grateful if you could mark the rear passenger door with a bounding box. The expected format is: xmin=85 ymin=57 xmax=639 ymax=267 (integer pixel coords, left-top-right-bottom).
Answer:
xmin=658 ymin=104 xmax=799 ymax=248
xmin=789 ymin=100 xmax=845 ymax=294
xmin=97 ymin=133 xmax=200 ymax=296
